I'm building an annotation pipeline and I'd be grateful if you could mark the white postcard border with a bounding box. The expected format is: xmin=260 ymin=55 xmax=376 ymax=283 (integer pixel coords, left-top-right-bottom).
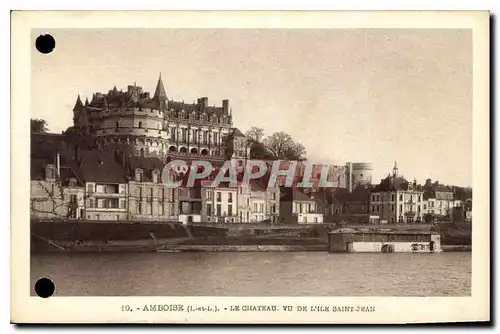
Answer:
xmin=11 ymin=10 xmax=490 ymax=324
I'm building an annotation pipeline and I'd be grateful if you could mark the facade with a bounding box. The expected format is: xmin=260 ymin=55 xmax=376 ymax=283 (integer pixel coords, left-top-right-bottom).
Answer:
xmin=325 ymin=186 xmax=376 ymax=223
xmin=78 ymin=151 xmax=130 ymax=221
xmin=370 ymin=162 xmax=424 ymax=224
xmin=422 ymin=180 xmax=455 ymax=218
xmin=30 ymin=157 xmax=85 ymax=220
xmin=178 ymin=185 xmax=203 ymax=223
xmin=236 ymin=182 xmax=280 ymax=223
xmin=67 ymin=74 xmax=237 ymax=163
xmin=126 ymin=157 xmax=178 ymax=221
xmin=279 ymin=188 xmax=323 ymax=224
xmin=201 ymin=182 xmax=239 ymax=223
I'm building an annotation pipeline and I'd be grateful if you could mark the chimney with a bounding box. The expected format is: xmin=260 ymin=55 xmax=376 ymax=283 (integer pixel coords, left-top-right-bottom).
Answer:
xmin=222 ymin=99 xmax=229 ymax=114
xmin=347 ymin=162 xmax=353 ymax=193
xmin=56 ymin=152 xmax=61 ymax=178
xmin=121 ymin=151 xmax=127 ymax=169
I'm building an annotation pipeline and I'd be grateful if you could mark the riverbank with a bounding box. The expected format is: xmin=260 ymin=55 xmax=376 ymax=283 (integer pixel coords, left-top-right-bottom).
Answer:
xmin=441 ymin=245 xmax=472 ymax=252
xmin=157 ymin=244 xmax=327 ymax=252
xmin=31 ymin=219 xmax=472 ymax=253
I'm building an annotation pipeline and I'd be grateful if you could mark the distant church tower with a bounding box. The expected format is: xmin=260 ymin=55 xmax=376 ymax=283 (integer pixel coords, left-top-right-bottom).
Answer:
xmin=392 ymin=161 xmax=399 ymax=177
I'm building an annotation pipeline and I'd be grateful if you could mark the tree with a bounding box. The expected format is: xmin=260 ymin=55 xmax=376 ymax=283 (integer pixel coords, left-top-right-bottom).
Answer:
xmin=263 ymin=131 xmax=307 ymax=161
xmin=31 ymin=118 xmax=49 ymax=133
xmin=249 ymin=142 xmax=276 ymax=160
xmin=283 ymin=142 xmax=306 ymax=161
xmin=245 ymin=127 xmax=265 ymax=144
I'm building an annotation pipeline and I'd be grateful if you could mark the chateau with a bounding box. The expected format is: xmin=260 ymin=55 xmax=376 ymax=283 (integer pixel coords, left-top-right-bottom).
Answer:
xmin=66 ymin=74 xmax=249 ymax=167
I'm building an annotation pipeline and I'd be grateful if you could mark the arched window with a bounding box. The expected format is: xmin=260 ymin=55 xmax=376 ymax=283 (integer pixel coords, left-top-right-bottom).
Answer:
xmin=138 ymin=121 xmax=143 ymax=129
xmin=116 ymin=121 xmax=119 ymax=128
xmin=140 ymin=148 xmax=144 ymax=157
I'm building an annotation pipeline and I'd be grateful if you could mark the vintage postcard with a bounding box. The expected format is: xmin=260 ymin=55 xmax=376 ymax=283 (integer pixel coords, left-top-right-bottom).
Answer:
xmin=11 ymin=10 xmax=489 ymax=324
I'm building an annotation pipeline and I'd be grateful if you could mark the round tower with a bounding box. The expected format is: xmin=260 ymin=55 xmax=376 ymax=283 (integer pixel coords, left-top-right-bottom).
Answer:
xmin=88 ymin=77 xmax=170 ymax=158
xmin=346 ymin=162 xmax=373 ymax=191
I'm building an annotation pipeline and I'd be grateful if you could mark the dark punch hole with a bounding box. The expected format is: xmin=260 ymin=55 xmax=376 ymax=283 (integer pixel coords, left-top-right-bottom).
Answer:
xmin=34 ymin=277 xmax=55 ymax=298
xmin=35 ymin=34 xmax=56 ymax=54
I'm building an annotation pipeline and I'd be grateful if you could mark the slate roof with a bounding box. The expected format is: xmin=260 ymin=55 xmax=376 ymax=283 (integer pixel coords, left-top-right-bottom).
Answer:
xmin=153 ymin=73 xmax=168 ymax=102
xmin=74 ymin=150 xmax=128 ymax=184
xmin=280 ymin=187 xmax=315 ymax=202
xmin=327 ymin=187 xmax=371 ymax=205
xmin=30 ymin=156 xmax=83 ymax=187
xmin=126 ymin=156 xmax=165 ymax=182
xmin=372 ymin=174 xmax=423 ymax=192
xmin=231 ymin=128 xmax=246 ymax=138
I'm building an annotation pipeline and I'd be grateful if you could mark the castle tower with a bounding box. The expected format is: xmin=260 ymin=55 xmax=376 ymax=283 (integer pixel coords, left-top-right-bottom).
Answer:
xmin=346 ymin=162 xmax=373 ymax=192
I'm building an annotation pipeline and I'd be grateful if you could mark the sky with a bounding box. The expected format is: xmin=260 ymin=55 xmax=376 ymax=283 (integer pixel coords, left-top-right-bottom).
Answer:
xmin=31 ymin=28 xmax=472 ymax=187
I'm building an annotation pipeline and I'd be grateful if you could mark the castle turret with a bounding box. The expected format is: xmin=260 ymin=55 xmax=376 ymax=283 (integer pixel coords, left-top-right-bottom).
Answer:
xmin=72 ymin=94 xmax=84 ymax=112
xmin=153 ymin=73 xmax=167 ymax=106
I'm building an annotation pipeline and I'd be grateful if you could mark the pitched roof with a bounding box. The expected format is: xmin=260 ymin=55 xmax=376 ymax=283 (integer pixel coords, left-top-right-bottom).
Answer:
xmin=348 ymin=187 xmax=371 ymax=202
xmin=75 ymin=150 xmax=128 ymax=184
xmin=30 ymin=157 xmax=83 ymax=187
xmin=231 ymin=128 xmax=245 ymax=138
xmin=126 ymin=156 xmax=164 ymax=182
xmin=280 ymin=187 xmax=314 ymax=202
xmin=153 ymin=73 xmax=168 ymax=102
xmin=435 ymin=185 xmax=452 ymax=193
xmin=327 ymin=187 xmax=370 ymax=205
xmin=372 ymin=174 xmax=422 ymax=192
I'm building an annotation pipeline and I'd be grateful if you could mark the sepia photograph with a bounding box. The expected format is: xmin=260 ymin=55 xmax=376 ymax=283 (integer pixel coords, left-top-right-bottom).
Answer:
xmin=11 ymin=10 xmax=490 ymax=324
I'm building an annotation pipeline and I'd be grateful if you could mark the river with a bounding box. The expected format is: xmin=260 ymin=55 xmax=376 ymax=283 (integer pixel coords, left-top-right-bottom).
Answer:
xmin=30 ymin=252 xmax=471 ymax=296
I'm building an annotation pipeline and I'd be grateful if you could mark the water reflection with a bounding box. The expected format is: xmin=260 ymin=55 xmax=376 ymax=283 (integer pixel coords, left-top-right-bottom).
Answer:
xmin=31 ymin=252 xmax=471 ymax=296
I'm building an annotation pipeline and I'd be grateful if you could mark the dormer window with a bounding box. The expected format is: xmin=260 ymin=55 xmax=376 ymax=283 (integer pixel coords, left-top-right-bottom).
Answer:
xmin=152 ymin=169 xmax=159 ymax=183
xmin=68 ymin=178 xmax=77 ymax=188
xmin=45 ymin=164 xmax=57 ymax=181
xmin=135 ymin=168 xmax=144 ymax=182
